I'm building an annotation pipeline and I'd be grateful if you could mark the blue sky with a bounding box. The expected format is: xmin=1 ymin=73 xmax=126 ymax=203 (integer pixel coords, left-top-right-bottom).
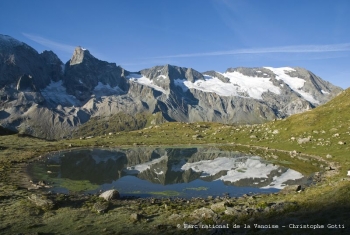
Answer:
xmin=1 ymin=0 xmax=350 ymax=88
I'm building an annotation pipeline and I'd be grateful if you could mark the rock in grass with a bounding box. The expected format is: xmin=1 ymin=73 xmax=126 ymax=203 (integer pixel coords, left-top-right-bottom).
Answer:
xmin=93 ymin=201 xmax=109 ymax=213
xmin=190 ymin=207 xmax=217 ymax=221
xmin=99 ymin=189 xmax=120 ymax=201
xmin=326 ymin=154 xmax=333 ymax=159
xmin=280 ymin=185 xmax=301 ymax=194
xmin=210 ymin=201 xmax=228 ymax=212
xmin=130 ymin=213 xmax=142 ymax=222
xmin=224 ymin=207 xmax=238 ymax=215
xmin=28 ymin=194 xmax=54 ymax=210
xmin=297 ymin=137 xmax=311 ymax=144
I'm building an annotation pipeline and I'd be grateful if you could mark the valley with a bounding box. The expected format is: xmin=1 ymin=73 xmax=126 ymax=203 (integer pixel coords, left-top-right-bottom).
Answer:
xmin=0 ymin=34 xmax=349 ymax=234
xmin=1 ymin=87 xmax=350 ymax=234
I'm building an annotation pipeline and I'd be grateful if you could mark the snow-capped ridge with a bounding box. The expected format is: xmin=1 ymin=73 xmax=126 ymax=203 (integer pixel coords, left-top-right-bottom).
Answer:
xmin=127 ymin=73 xmax=167 ymax=94
xmin=0 ymin=34 xmax=23 ymax=46
xmin=264 ymin=67 xmax=319 ymax=104
xmin=41 ymin=80 xmax=81 ymax=106
xmin=126 ymin=65 xmax=335 ymax=104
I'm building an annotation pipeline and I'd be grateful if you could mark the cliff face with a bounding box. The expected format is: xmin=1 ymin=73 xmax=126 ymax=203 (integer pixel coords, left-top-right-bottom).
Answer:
xmin=0 ymin=35 xmax=63 ymax=89
xmin=63 ymin=47 xmax=129 ymax=101
xmin=0 ymin=34 xmax=343 ymax=139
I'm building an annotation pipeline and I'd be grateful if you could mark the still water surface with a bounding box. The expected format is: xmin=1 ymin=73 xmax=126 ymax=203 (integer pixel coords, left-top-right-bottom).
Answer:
xmin=28 ymin=147 xmax=309 ymax=198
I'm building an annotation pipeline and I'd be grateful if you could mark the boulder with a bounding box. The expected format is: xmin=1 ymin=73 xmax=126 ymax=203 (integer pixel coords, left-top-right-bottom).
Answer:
xmin=326 ymin=154 xmax=333 ymax=159
xmin=190 ymin=207 xmax=217 ymax=221
xmin=28 ymin=194 xmax=54 ymax=209
xmin=210 ymin=201 xmax=228 ymax=212
xmin=99 ymin=189 xmax=120 ymax=201
xmin=280 ymin=185 xmax=301 ymax=194
xmin=130 ymin=213 xmax=142 ymax=222
xmin=93 ymin=201 xmax=109 ymax=213
xmin=297 ymin=137 xmax=311 ymax=144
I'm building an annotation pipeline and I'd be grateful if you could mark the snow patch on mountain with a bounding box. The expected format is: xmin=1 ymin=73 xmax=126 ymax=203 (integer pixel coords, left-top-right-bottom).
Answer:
xmin=127 ymin=73 xmax=167 ymax=94
xmin=93 ymin=82 xmax=123 ymax=97
xmin=94 ymin=82 xmax=122 ymax=91
xmin=157 ymin=75 xmax=166 ymax=79
xmin=222 ymin=71 xmax=281 ymax=99
xmin=264 ymin=67 xmax=319 ymax=104
xmin=174 ymin=79 xmax=189 ymax=92
xmin=126 ymin=67 xmax=327 ymax=104
xmin=175 ymin=71 xmax=280 ymax=99
xmin=41 ymin=80 xmax=80 ymax=106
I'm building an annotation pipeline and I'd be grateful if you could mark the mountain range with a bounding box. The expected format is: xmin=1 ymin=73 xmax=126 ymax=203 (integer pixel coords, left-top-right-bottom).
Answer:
xmin=0 ymin=34 xmax=343 ymax=139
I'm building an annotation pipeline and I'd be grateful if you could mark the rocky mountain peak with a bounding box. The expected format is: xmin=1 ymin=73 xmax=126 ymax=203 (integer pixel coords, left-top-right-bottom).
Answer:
xmin=63 ymin=47 xmax=128 ymax=101
xmin=40 ymin=50 xmax=62 ymax=64
xmin=0 ymin=35 xmax=60 ymax=89
xmin=225 ymin=67 xmax=276 ymax=79
xmin=185 ymin=67 xmax=204 ymax=82
xmin=0 ymin=34 xmax=23 ymax=48
xmin=140 ymin=64 xmax=204 ymax=82
xmin=69 ymin=46 xmax=93 ymax=65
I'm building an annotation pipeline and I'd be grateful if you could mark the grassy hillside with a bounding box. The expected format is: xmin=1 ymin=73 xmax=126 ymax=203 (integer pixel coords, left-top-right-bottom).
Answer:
xmin=71 ymin=88 xmax=349 ymax=168
xmin=72 ymin=111 xmax=167 ymax=137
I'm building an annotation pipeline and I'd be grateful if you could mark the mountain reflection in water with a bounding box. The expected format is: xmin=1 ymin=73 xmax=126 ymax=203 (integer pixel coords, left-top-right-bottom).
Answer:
xmin=30 ymin=147 xmax=309 ymax=198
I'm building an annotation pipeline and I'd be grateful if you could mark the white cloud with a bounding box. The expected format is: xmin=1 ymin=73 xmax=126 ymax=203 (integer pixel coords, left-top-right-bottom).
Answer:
xmin=150 ymin=43 xmax=350 ymax=59
xmin=22 ymin=33 xmax=75 ymax=53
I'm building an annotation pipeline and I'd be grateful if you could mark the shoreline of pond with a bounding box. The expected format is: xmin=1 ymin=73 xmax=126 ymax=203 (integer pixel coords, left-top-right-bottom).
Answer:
xmin=21 ymin=144 xmax=327 ymax=200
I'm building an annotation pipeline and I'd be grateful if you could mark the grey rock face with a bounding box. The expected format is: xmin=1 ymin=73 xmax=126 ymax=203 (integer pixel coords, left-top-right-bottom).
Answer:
xmin=28 ymin=194 xmax=54 ymax=210
xmin=226 ymin=67 xmax=275 ymax=78
xmin=203 ymin=71 xmax=230 ymax=83
xmin=0 ymin=35 xmax=63 ymax=89
xmin=70 ymin=47 xmax=87 ymax=65
xmin=16 ymin=74 xmax=36 ymax=91
xmin=190 ymin=207 xmax=218 ymax=221
xmin=286 ymin=67 xmax=342 ymax=103
xmin=139 ymin=64 xmax=204 ymax=91
xmin=0 ymin=34 xmax=343 ymax=139
xmin=63 ymin=47 xmax=128 ymax=101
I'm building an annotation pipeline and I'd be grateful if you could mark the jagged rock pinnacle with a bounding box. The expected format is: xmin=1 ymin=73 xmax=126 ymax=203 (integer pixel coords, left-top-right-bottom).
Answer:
xmin=70 ymin=46 xmax=88 ymax=66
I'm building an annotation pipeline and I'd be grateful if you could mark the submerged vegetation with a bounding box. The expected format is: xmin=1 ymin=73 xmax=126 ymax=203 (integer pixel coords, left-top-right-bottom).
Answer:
xmin=0 ymin=89 xmax=350 ymax=234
